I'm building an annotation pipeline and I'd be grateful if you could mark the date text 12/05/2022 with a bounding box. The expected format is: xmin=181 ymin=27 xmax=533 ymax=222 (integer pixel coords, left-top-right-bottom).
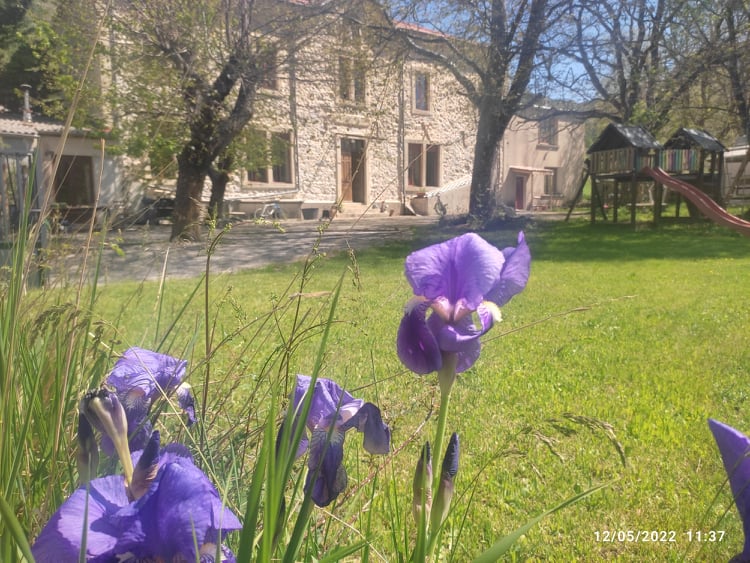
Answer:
xmin=593 ymin=530 xmax=726 ymax=543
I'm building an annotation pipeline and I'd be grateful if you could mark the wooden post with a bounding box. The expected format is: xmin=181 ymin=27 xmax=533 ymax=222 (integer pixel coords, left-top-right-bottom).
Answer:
xmin=630 ymin=169 xmax=637 ymax=226
xmin=653 ymin=180 xmax=662 ymax=226
xmin=590 ymin=175 xmax=597 ymax=224
xmin=613 ymin=180 xmax=619 ymax=223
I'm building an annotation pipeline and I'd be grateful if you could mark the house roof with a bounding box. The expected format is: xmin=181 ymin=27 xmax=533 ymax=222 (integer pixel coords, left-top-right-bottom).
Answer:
xmin=509 ymin=165 xmax=553 ymax=174
xmin=0 ymin=114 xmax=90 ymax=138
xmin=395 ymin=21 xmax=447 ymax=38
xmin=663 ymin=127 xmax=725 ymax=152
xmin=0 ymin=116 xmax=38 ymax=137
xmin=515 ymin=103 xmax=583 ymax=122
xmin=587 ymin=123 xmax=662 ymax=153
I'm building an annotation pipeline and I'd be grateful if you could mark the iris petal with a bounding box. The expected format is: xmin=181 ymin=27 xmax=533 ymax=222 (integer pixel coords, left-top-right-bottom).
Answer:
xmin=404 ymin=233 xmax=505 ymax=310
xmin=487 ymin=231 xmax=531 ymax=307
xmin=341 ymin=402 xmax=391 ymax=455
xmin=293 ymin=375 xmax=363 ymax=429
xmin=31 ymin=475 xmax=128 ymax=562
xmin=31 ymin=443 xmax=240 ymax=563
xmin=104 ymin=348 xmax=194 ymax=451
xmin=276 ymin=419 xmax=310 ymax=461
xmin=176 ymin=383 xmax=197 ymax=426
xmin=429 ymin=314 xmax=483 ymax=373
xmin=148 ymin=456 xmax=241 ymax=558
xmin=107 ymin=347 xmax=188 ymax=401
xmin=397 ymin=301 xmax=442 ymax=374
xmin=708 ymin=419 xmax=750 ymax=558
xmin=307 ymin=429 xmax=347 ymax=507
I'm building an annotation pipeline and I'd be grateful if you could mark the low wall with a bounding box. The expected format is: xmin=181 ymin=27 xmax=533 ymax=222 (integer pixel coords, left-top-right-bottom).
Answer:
xmin=233 ymin=199 xmax=304 ymax=219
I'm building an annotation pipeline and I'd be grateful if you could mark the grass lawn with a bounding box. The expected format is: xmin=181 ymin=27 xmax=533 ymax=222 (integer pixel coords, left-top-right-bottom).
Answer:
xmin=18 ymin=215 xmax=750 ymax=561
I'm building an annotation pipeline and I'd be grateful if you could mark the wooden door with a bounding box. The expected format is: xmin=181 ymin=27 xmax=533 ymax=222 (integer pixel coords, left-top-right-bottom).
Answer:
xmin=55 ymin=155 xmax=94 ymax=206
xmin=515 ymin=175 xmax=525 ymax=209
xmin=341 ymin=144 xmax=353 ymax=202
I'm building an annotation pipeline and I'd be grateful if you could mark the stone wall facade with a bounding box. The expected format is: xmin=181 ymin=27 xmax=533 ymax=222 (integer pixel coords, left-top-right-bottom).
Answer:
xmin=236 ymin=23 xmax=478 ymax=216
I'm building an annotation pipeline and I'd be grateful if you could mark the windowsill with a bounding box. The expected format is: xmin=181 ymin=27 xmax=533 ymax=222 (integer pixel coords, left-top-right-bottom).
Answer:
xmin=258 ymin=88 xmax=283 ymax=98
xmin=412 ymin=108 xmax=432 ymax=116
xmin=536 ymin=143 xmax=559 ymax=150
xmin=338 ymin=99 xmax=367 ymax=110
xmin=244 ymin=183 xmax=294 ymax=189
xmin=407 ymin=187 xmax=439 ymax=195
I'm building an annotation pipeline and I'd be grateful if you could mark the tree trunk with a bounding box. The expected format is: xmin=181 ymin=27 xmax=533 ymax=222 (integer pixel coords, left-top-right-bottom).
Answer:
xmin=171 ymin=149 xmax=209 ymax=241
xmin=207 ymin=170 xmax=229 ymax=222
xmin=207 ymin=154 xmax=233 ymax=222
xmin=469 ymin=100 xmax=508 ymax=220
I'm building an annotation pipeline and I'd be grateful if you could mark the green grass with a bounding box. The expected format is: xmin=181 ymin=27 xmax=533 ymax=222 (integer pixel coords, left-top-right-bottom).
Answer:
xmin=8 ymin=215 xmax=750 ymax=561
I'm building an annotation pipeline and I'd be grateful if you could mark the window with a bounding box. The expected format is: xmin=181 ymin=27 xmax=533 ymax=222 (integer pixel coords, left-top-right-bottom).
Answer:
xmin=538 ymin=117 xmax=558 ymax=146
xmin=271 ymin=132 xmax=292 ymax=183
xmin=414 ymin=72 xmax=430 ymax=112
xmin=259 ymin=48 xmax=278 ymax=90
xmin=544 ymin=168 xmax=559 ymax=195
xmin=247 ymin=131 xmax=293 ymax=185
xmin=338 ymin=56 xmax=366 ymax=103
xmin=408 ymin=143 xmax=440 ymax=188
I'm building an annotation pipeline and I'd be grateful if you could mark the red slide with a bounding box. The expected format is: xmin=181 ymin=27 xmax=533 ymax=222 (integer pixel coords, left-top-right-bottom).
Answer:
xmin=642 ymin=167 xmax=750 ymax=237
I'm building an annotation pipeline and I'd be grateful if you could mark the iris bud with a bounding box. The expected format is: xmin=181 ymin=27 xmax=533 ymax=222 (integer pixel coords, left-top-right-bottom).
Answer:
xmin=413 ymin=442 xmax=433 ymax=524
xmin=80 ymin=388 xmax=134 ymax=486
xmin=431 ymin=432 xmax=459 ymax=530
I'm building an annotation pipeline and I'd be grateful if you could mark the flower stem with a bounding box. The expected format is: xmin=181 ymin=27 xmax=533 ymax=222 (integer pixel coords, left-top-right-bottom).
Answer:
xmin=425 ymin=353 xmax=458 ymax=560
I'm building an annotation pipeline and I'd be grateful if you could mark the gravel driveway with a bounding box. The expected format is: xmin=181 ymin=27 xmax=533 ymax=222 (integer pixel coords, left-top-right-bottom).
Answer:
xmin=47 ymin=215 xmax=439 ymax=284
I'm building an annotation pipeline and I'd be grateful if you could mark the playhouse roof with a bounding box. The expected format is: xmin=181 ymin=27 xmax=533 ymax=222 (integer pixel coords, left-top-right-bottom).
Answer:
xmin=663 ymin=128 xmax=725 ymax=152
xmin=587 ymin=123 xmax=662 ymax=153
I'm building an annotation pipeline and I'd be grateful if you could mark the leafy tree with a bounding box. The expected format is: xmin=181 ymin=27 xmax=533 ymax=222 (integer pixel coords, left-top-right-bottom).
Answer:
xmin=106 ymin=0 xmax=262 ymax=239
xmin=718 ymin=1 xmax=750 ymax=139
xmin=109 ymin=0 xmax=354 ymax=240
xmin=710 ymin=0 xmax=750 ymax=188
xmin=0 ymin=0 xmax=56 ymax=113
xmin=384 ymin=0 xmax=570 ymax=220
xmin=555 ymin=0 xmax=729 ymax=137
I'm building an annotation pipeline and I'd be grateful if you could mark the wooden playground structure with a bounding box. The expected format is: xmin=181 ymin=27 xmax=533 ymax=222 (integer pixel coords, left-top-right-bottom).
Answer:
xmin=566 ymin=123 xmax=750 ymax=236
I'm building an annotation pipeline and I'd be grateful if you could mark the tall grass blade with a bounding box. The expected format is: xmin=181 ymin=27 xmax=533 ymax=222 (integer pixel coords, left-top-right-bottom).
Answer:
xmin=319 ymin=540 xmax=368 ymax=562
xmin=235 ymin=415 xmax=271 ymax=563
xmin=0 ymin=493 xmax=33 ymax=562
xmin=471 ymin=482 xmax=609 ymax=563
xmin=281 ymin=271 xmax=347 ymax=563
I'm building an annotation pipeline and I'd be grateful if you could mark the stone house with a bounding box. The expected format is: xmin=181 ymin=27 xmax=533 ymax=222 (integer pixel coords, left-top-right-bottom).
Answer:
xmin=500 ymin=111 xmax=586 ymax=211
xmin=4 ymin=5 xmax=585 ymax=225
xmin=228 ymin=16 xmax=478 ymax=219
xmin=228 ymin=12 xmax=586 ymax=218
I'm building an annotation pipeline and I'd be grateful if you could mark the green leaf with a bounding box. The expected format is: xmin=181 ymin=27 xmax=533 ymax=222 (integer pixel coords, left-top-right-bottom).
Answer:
xmin=472 ymin=483 xmax=609 ymax=563
xmin=0 ymin=492 xmax=34 ymax=562
xmin=319 ymin=540 xmax=369 ymax=563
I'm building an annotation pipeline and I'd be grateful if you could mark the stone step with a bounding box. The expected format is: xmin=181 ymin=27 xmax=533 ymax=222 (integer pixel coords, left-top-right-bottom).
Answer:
xmin=333 ymin=202 xmax=389 ymax=218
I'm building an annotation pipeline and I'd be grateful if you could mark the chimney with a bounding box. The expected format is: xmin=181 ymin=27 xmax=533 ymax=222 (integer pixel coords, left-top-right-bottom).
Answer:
xmin=20 ymin=84 xmax=32 ymax=122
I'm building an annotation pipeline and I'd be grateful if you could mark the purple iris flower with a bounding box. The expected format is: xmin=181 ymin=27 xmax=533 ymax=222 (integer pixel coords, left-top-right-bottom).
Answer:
xmin=282 ymin=374 xmax=391 ymax=507
xmin=709 ymin=419 xmax=750 ymax=560
xmin=105 ymin=347 xmax=196 ymax=451
xmin=32 ymin=431 xmax=241 ymax=563
xmin=397 ymin=232 xmax=530 ymax=374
